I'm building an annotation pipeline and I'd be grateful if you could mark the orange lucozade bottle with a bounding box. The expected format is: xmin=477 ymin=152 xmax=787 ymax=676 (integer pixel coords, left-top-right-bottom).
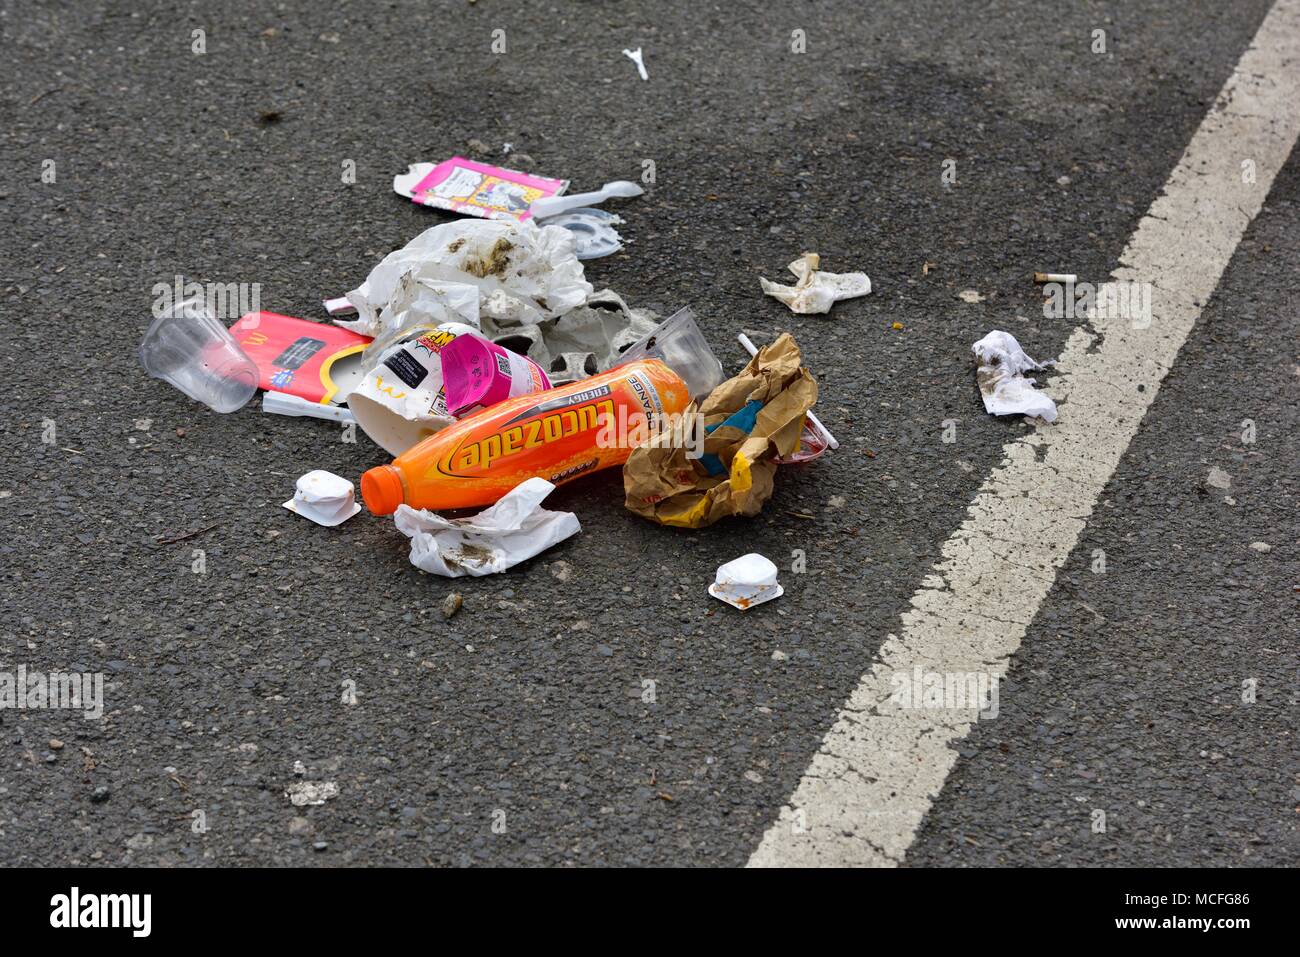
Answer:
xmin=360 ymin=359 xmax=691 ymax=514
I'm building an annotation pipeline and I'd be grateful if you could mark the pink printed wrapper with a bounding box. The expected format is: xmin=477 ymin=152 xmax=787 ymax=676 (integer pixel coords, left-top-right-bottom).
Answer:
xmin=406 ymin=157 xmax=568 ymax=223
xmin=440 ymin=333 xmax=552 ymax=417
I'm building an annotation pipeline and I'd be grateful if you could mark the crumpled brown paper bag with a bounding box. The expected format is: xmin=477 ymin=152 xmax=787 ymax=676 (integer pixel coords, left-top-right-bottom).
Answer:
xmin=623 ymin=333 xmax=817 ymax=528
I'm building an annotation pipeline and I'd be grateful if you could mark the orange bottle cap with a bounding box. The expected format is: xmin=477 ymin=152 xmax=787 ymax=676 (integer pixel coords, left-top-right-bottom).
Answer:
xmin=360 ymin=465 xmax=405 ymax=515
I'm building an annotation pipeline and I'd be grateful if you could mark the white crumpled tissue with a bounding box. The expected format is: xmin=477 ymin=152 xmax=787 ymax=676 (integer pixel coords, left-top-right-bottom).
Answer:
xmin=331 ymin=219 xmax=593 ymax=339
xmin=971 ymin=330 xmax=1058 ymax=423
xmin=392 ymin=477 xmax=581 ymax=578
xmin=760 ymin=252 xmax=872 ymax=315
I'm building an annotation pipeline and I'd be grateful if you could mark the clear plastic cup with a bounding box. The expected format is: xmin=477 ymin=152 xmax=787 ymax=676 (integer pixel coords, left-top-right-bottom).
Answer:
xmin=139 ymin=299 xmax=258 ymax=413
xmin=613 ymin=307 xmax=724 ymax=399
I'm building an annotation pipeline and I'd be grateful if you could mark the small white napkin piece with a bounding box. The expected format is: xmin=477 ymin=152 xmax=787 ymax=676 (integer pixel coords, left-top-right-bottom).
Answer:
xmin=760 ymin=252 xmax=872 ymax=315
xmin=971 ymin=330 xmax=1058 ymax=423
xmin=392 ymin=478 xmax=580 ymax=577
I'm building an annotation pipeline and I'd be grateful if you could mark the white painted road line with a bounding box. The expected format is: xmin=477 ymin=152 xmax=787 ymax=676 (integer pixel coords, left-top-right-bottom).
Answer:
xmin=749 ymin=0 xmax=1300 ymax=867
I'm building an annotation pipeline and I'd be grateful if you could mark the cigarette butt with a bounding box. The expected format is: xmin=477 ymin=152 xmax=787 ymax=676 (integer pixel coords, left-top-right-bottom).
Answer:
xmin=1034 ymin=271 xmax=1077 ymax=284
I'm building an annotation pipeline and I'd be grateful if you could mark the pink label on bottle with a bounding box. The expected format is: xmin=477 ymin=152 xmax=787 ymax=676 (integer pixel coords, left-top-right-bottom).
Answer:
xmin=441 ymin=334 xmax=551 ymax=417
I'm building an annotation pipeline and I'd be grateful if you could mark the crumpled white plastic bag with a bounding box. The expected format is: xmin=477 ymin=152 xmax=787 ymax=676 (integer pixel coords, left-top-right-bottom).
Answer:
xmin=392 ymin=478 xmax=581 ymax=577
xmin=335 ymin=219 xmax=593 ymax=339
xmin=971 ymin=330 xmax=1058 ymax=423
xmin=760 ymin=252 xmax=872 ymax=315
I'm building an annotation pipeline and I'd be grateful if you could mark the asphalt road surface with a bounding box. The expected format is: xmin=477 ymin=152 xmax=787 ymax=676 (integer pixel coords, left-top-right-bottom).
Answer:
xmin=1 ymin=0 xmax=1295 ymax=867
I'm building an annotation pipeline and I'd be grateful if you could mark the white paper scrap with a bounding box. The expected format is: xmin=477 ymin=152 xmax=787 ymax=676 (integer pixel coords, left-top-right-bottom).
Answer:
xmin=971 ymin=330 xmax=1058 ymax=423
xmin=760 ymin=252 xmax=872 ymax=315
xmin=393 ymin=478 xmax=580 ymax=578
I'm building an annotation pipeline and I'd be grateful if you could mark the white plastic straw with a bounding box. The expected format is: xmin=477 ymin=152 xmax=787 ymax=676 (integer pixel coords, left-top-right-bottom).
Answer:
xmin=262 ymin=391 xmax=355 ymax=424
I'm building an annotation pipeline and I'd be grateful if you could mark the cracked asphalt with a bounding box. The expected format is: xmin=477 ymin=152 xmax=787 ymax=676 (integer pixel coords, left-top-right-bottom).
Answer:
xmin=0 ymin=0 xmax=1295 ymax=866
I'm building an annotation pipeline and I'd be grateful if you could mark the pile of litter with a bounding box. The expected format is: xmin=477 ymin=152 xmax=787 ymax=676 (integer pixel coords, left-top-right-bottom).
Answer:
xmin=138 ymin=150 xmax=1061 ymax=606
